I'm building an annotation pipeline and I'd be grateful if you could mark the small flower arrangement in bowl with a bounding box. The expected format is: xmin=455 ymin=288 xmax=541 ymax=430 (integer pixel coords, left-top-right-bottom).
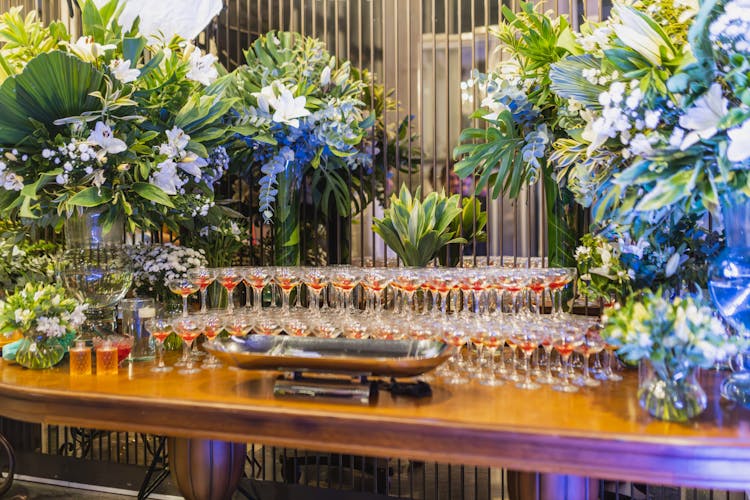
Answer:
xmin=0 ymin=283 xmax=87 ymax=369
xmin=601 ymin=290 xmax=739 ymax=422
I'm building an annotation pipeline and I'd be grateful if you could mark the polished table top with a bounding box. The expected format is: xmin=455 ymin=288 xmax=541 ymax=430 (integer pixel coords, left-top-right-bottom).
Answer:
xmin=0 ymin=357 xmax=749 ymax=489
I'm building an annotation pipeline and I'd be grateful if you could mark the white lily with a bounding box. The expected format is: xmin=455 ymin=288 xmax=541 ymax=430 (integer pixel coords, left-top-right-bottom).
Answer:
xmin=87 ymin=122 xmax=127 ymax=159
xmin=252 ymin=84 xmax=278 ymax=114
xmin=151 ymin=160 xmax=180 ymax=195
xmin=66 ymin=36 xmax=116 ymax=62
xmin=108 ymin=59 xmax=140 ymax=84
xmin=177 ymin=153 xmax=208 ymax=180
xmin=186 ymin=48 xmax=218 ymax=86
xmin=678 ymin=84 xmax=728 ymax=150
xmin=271 ymin=87 xmax=311 ymax=128
xmin=159 ymin=127 xmax=190 ymax=158
xmin=727 ymin=119 xmax=750 ymax=163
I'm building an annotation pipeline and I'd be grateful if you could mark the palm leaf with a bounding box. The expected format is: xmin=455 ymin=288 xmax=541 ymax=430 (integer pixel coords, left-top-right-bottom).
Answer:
xmin=549 ymin=55 xmax=605 ymax=107
xmin=0 ymin=50 xmax=107 ymax=145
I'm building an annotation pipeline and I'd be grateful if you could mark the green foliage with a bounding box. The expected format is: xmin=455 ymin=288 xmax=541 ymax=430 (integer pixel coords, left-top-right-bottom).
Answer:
xmin=0 ymin=7 xmax=68 ymax=81
xmin=373 ymin=185 xmax=465 ymax=267
xmin=437 ymin=196 xmax=487 ymax=267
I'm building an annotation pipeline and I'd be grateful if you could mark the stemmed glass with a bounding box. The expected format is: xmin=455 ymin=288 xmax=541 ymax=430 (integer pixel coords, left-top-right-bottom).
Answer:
xmin=226 ymin=312 xmax=253 ymax=338
xmin=174 ymin=316 xmax=202 ymax=375
xmin=536 ymin=322 xmax=557 ymax=384
xmin=340 ymin=312 xmax=370 ymax=339
xmin=242 ymin=267 xmax=271 ymax=311
xmin=330 ymin=265 xmax=362 ymax=312
xmin=281 ymin=312 xmax=310 ymax=337
xmin=309 ymin=314 xmax=341 ymax=338
xmin=145 ymin=317 xmax=173 ymax=373
xmin=528 ymin=271 xmax=547 ymax=315
xmin=469 ymin=318 xmax=488 ymax=377
xmin=187 ymin=267 xmax=216 ymax=313
xmin=502 ymin=320 xmax=522 ymax=382
xmin=253 ymin=312 xmax=283 ymax=336
xmin=479 ymin=319 xmax=505 ymax=386
xmin=511 ymin=327 xmax=541 ymax=390
xmin=200 ymin=311 xmax=224 ymax=368
xmin=440 ymin=318 xmax=470 ymax=384
xmin=428 ymin=271 xmax=456 ymax=316
xmin=574 ymin=330 xmax=605 ymax=387
xmin=552 ymin=327 xmax=584 ymax=392
xmin=218 ymin=268 xmax=242 ymax=313
xmin=274 ymin=267 xmax=301 ymax=312
xmin=599 ymin=342 xmax=624 ymax=382
xmin=360 ymin=268 xmax=392 ymax=313
xmin=301 ymin=267 xmax=329 ymax=313
xmin=168 ymin=278 xmax=200 ymax=317
xmin=548 ymin=268 xmax=576 ymax=316
xmin=392 ymin=268 xmax=422 ymax=315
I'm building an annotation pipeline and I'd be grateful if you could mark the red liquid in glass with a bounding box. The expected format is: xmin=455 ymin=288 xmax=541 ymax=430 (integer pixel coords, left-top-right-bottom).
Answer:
xmin=554 ymin=343 xmax=575 ymax=357
xmin=221 ymin=278 xmax=239 ymax=292
xmin=483 ymin=337 xmax=503 ymax=349
xmin=151 ymin=331 xmax=170 ymax=343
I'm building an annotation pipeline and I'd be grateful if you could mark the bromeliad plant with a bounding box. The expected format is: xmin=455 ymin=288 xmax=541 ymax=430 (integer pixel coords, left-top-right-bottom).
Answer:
xmin=0 ymin=1 xmax=234 ymax=234
xmin=373 ymin=184 xmax=465 ymax=268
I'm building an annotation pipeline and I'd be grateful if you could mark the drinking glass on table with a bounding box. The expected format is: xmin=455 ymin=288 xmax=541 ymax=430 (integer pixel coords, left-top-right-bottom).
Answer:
xmin=552 ymin=327 xmax=584 ymax=393
xmin=548 ymin=268 xmax=576 ymax=316
xmin=168 ymin=278 xmax=200 ymax=317
xmin=174 ymin=316 xmax=202 ymax=375
xmin=478 ymin=318 xmax=505 ymax=386
xmin=360 ymin=268 xmax=392 ymax=313
xmin=440 ymin=318 xmax=470 ymax=385
xmin=226 ymin=312 xmax=253 ymax=338
xmin=145 ymin=317 xmax=173 ymax=373
xmin=510 ymin=325 xmax=541 ymax=390
xmin=535 ymin=320 xmax=558 ymax=384
xmin=200 ymin=311 xmax=224 ymax=368
xmin=187 ymin=267 xmax=216 ymax=313
xmin=301 ymin=267 xmax=329 ymax=313
xmin=274 ymin=267 xmax=301 ymax=312
xmin=281 ymin=312 xmax=310 ymax=337
xmin=242 ymin=267 xmax=271 ymax=311
xmin=574 ymin=329 xmax=605 ymax=387
xmin=218 ymin=268 xmax=242 ymax=313
xmin=253 ymin=312 xmax=283 ymax=336
xmin=329 ymin=265 xmax=362 ymax=312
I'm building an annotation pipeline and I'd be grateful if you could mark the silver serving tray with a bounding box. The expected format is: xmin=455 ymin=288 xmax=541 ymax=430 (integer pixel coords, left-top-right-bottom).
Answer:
xmin=205 ymin=336 xmax=451 ymax=377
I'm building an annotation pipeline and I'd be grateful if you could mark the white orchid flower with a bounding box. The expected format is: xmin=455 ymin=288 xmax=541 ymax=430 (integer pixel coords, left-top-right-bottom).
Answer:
xmin=87 ymin=122 xmax=127 ymax=159
xmin=271 ymin=87 xmax=311 ymax=128
xmin=108 ymin=59 xmax=140 ymax=83
xmin=151 ymin=160 xmax=180 ymax=195
xmin=186 ymin=48 xmax=218 ymax=86
xmin=727 ymin=119 xmax=750 ymax=163
xmin=678 ymin=84 xmax=728 ymax=150
xmin=177 ymin=153 xmax=207 ymax=180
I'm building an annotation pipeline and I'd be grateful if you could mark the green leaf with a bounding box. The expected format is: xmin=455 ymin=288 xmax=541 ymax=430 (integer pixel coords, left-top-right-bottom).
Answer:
xmin=132 ymin=182 xmax=175 ymax=208
xmin=122 ymin=36 xmax=147 ymax=65
xmin=67 ymin=187 xmax=113 ymax=207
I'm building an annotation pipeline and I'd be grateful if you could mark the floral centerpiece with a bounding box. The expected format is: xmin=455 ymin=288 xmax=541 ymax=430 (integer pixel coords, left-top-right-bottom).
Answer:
xmin=128 ymin=243 xmax=207 ymax=301
xmin=574 ymin=233 xmax=631 ymax=304
xmin=0 ymin=283 xmax=87 ymax=369
xmin=0 ymin=1 xmax=234 ymax=235
xmin=0 ymin=221 xmax=60 ymax=295
xmin=222 ymin=31 xmax=374 ymax=264
xmin=601 ymin=291 xmax=739 ymax=421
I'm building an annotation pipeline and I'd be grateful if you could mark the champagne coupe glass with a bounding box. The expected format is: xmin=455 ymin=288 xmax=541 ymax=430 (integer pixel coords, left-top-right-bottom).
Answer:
xmin=174 ymin=316 xmax=202 ymax=375
xmin=330 ymin=265 xmax=362 ymax=312
xmin=511 ymin=327 xmax=542 ymax=390
xmin=599 ymin=342 xmax=624 ymax=382
xmin=428 ymin=271 xmax=456 ymax=316
xmin=392 ymin=268 xmax=422 ymax=315
xmin=360 ymin=268 xmax=392 ymax=314
xmin=574 ymin=330 xmax=605 ymax=387
xmin=274 ymin=267 xmax=301 ymax=312
xmin=536 ymin=320 xmax=557 ymax=384
xmin=218 ymin=268 xmax=242 ymax=313
xmin=145 ymin=317 xmax=173 ymax=373
xmin=310 ymin=314 xmax=341 ymax=338
xmin=552 ymin=327 xmax=584 ymax=392
xmin=226 ymin=312 xmax=254 ymax=338
xmin=501 ymin=319 xmax=522 ymax=382
xmin=469 ymin=318 xmax=488 ymax=377
xmin=340 ymin=311 xmax=369 ymax=339
xmin=187 ymin=267 xmax=216 ymax=313
xmin=253 ymin=312 xmax=283 ymax=336
xmin=528 ymin=270 xmax=547 ymax=315
xmin=168 ymin=278 xmax=200 ymax=317
xmin=441 ymin=318 xmax=470 ymax=384
xmin=301 ymin=267 xmax=329 ymax=313
xmin=479 ymin=318 xmax=505 ymax=386
xmin=281 ymin=312 xmax=310 ymax=337
xmin=200 ymin=311 xmax=224 ymax=368
xmin=498 ymin=270 xmax=527 ymax=315
xmin=549 ymin=268 xmax=576 ymax=316
xmin=242 ymin=267 xmax=271 ymax=310
xmin=369 ymin=315 xmax=402 ymax=340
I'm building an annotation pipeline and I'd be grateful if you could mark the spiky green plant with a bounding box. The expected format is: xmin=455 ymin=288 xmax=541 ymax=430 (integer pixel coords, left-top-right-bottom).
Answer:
xmin=373 ymin=184 xmax=465 ymax=267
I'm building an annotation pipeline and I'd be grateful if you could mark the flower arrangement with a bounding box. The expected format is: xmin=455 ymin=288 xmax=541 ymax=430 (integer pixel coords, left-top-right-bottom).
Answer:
xmin=128 ymin=243 xmax=207 ymax=299
xmin=574 ymin=233 xmax=631 ymax=303
xmin=0 ymin=282 xmax=87 ymax=340
xmin=0 ymin=1 xmax=233 ymax=233
xmin=601 ymin=290 xmax=739 ymax=420
xmin=182 ymin=216 xmax=249 ymax=268
xmin=225 ymin=31 xmax=374 ymax=224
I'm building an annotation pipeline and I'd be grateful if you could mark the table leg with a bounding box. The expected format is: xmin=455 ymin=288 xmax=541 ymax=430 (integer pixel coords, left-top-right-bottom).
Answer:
xmin=168 ymin=437 xmax=246 ymax=500
xmin=0 ymin=431 xmax=15 ymax=496
xmin=508 ymin=470 xmax=597 ymax=500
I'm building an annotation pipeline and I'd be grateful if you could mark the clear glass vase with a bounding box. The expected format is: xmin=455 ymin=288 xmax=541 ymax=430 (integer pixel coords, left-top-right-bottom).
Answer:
xmin=58 ymin=208 xmax=133 ymax=339
xmin=638 ymin=360 xmax=707 ymax=422
xmin=15 ymin=335 xmax=65 ymax=369
xmin=273 ymin=162 xmax=302 ymax=266
xmin=708 ymin=192 xmax=750 ymax=407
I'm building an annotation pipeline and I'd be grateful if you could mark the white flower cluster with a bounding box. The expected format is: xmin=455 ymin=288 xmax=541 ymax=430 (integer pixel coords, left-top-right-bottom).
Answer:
xmin=0 ymin=156 xmax=23 ymax=191
xmin=709 ymin=0 xmax=750 ymax=56
xmin=150 ymin=127 xmax=209 ymax=196
xmin=577 ymin=26 xmax=613 ymax=53
xmin=128 ymin=243 xmax=207 ymax=295
xmin=47 ymin=140 xmax=101 ymax=186
xmin=185 ymin=43 xmax=219 ymax=86
xmin=582 ymin=80 xmax=663 ymax=157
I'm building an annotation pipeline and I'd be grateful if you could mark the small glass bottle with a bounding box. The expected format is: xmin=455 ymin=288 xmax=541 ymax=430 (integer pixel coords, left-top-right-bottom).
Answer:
xmin=96 ymin=340 xmax=118 ymax=376
xmin=69 ymin=340 xmax=92 ymax=376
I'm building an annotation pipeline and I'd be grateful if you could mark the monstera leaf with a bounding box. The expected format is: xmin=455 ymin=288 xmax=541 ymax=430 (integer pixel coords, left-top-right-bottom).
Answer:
xmin=0 ymin=50 xmax=108 ymax=145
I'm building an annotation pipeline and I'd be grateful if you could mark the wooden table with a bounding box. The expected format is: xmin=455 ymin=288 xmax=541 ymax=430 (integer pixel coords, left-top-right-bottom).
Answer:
xmin=0 ymin=358 xmax=749 ymax=499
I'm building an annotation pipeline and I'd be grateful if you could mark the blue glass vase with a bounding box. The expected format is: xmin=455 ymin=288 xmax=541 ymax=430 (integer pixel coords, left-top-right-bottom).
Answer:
xmin=708 ymin=193 xmax=750 ymax=406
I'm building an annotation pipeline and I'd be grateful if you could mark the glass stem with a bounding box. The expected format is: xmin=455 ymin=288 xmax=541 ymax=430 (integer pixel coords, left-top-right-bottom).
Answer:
xmin=201 ymin=289 xmax=208 ymax=312
xmin=253 ymin=288 xmax=263 ymax=311
xmin=185 ymin=341 xmax=194 ymax=371
xmin=157 ymin=342 xmax=165 ymax=368
xmin=182 ymin=296 xmax=188 ymax=317
xmin=583 ymin=354 xmax=590 ymax=381
xmin=524 ymin=352 xmax=531 ymax=385
xmin=544 ymin=347 xmax=553 ymax=380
